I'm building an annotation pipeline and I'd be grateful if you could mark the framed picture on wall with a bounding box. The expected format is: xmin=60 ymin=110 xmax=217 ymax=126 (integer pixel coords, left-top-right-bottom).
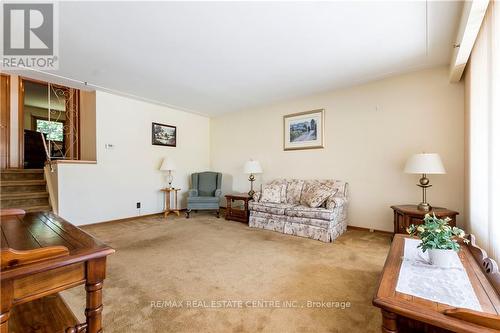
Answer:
xmin=283 ymin=109 xmax=324 ymax=150
xmin=152 ymin=122 xmax=177 ymax=147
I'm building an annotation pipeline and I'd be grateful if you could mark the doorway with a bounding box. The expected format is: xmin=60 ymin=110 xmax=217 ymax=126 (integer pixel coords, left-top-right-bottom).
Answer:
xmin=19 ymin=78 xmax=80 ymax=168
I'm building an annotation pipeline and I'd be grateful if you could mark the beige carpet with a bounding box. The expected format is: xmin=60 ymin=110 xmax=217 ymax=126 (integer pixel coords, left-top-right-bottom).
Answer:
xmin=62 ymin=213 xmax=391 ymax=333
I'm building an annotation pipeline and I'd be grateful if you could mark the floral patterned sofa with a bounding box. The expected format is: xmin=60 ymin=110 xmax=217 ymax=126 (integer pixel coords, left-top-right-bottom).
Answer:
xmin=249 ymin=179 xmax=348 ymax=242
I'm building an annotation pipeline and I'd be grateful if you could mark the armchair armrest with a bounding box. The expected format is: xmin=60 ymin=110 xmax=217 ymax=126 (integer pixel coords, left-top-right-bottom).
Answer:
xmin=188 ymin=189 xmax=198 ymax=197
xmin=215 ymin=189 xmax=222 ymax=198
xmin=326 ymin=196 xmax=348 ymax=210
xmin=252 ymin=191 xmax=261 ymax=202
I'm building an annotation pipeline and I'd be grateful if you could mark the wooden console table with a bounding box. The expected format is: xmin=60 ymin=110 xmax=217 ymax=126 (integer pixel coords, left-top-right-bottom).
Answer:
xmin=161 ymin=188 xmax=180 ymax=219
xmin=0 ymin=211 xmax=115 ymax=333
xmin=225 ymin=193 xmax=251 ymax=223
xmin=373 ymin=234 xmax=500 ymax=333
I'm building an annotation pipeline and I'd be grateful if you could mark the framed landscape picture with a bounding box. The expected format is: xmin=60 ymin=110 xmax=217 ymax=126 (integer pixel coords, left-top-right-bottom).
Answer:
xmin=283 ymin=109 xmax=324 ymax=150
xmin=152 ymin=122 xmax=177 ymax=147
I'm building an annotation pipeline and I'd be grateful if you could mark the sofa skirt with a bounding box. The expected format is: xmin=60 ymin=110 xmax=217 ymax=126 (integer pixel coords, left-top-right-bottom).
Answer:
xmin=249 ymin=211 xmax=347 ymax=243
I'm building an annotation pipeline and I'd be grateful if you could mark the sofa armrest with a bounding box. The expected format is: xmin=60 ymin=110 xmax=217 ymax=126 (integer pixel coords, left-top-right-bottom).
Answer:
xmin=188 ymin=189 xmax=198 ymax=197
xmin=326 ymin=196 xmax=347 ymax=210
xmin=215 ymin=189 xmax=222 ymax=198
xmin=252 ymin=191 xmax=261 ymax=202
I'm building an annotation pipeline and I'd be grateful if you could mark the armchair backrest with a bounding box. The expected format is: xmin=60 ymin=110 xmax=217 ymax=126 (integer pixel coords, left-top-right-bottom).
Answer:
xmin=191 ymin=172 xmax=222 ymax=197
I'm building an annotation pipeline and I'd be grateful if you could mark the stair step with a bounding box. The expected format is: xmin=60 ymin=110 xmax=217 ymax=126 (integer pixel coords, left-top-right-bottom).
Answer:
xmin=1 ymin=192 xmax=48 ymax=200
xmin=1 ymin=169 xmax=44 ymax=181
xmin=22 ymin=205 xmax=51 ymax=213
xmin=1 ymin=169 xmax=50 ymax=213
xmin=1 ymin=169 xmax=43 ymax=173
xmin=1 ymin=197 xmax=49 ymax=209
xmin=1 ymin=180 xmax=46 ymax=186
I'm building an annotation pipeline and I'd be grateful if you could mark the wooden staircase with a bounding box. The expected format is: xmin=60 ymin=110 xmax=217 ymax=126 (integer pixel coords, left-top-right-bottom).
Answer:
xmin=1 ymin=169 xmax=51 ymax=213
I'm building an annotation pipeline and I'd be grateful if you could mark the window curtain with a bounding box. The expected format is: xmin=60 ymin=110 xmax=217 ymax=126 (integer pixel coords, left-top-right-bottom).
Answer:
xmin=465 ymin=1 xmax=500 ymax=262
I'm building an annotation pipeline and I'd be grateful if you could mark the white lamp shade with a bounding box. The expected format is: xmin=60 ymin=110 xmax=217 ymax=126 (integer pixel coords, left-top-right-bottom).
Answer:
xmin=160 ymin=158 xmax=176 ymax=171
xmin=244 ymin=160 xmax=262 ymax=174
xmin=404 ymin=153 xmax=446 ymax=174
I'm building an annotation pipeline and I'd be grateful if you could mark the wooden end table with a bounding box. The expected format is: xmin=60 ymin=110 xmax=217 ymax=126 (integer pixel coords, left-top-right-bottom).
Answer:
xmin=161 ymin=188 xmax=180 ymax=219
xmin=391 ymin=204 xmax=458 ymax=236
xmin=225 ymin=193 xmax=251 ymax=223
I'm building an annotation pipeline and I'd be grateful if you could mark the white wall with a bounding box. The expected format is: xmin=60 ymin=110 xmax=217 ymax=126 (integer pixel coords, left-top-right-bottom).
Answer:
xmin=57 ymin=91 xmax=210 ymax=225
xmin=210 ymin=67 xmax=465 ymax=232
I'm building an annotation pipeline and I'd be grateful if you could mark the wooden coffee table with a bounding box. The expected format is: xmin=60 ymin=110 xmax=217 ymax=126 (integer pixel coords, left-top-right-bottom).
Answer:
xmin=225 ymin=193 xmax=251 ymax=223
xmin=373 ymin=234 xmax=500 ymax=332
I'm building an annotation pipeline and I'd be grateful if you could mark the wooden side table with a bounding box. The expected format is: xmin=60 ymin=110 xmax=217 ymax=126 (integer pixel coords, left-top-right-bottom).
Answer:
xmin=391 ymin=204 xmax=459 ymax=235
xmin=225 ymin=193 xmax=251 ymax=223
xmin=161 ymin=188 xmax=180 ymax=219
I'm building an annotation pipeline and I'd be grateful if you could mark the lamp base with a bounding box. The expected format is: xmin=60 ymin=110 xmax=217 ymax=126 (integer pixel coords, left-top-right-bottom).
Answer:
xmin=248 ymin=174 xmax=256 ymax=197
xmin=417 ymin=202 xmax=431 ymax=212
xmin=167 ymin=173 xmax=173 ymax=189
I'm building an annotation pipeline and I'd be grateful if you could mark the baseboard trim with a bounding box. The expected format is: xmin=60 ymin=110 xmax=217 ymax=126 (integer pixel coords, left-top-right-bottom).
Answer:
xmin=80 ymin=212 xmax=392 ymax=236
xmin=347 ymin=225 xmax=393 ymax=235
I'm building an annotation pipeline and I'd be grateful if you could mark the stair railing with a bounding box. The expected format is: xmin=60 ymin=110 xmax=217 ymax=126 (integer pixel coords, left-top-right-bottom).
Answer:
xmin=40 ymin=132 xmax=54 ymax=172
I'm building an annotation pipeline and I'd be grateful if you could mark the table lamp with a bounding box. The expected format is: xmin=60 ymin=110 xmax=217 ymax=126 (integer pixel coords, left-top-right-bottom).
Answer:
xmin=404 ymin=153 xmax=446 ymax=211
xmin=244 ymin=159 xmax=262 ymax=196
xmin=160 ymin=158 xmax=176 ymax=189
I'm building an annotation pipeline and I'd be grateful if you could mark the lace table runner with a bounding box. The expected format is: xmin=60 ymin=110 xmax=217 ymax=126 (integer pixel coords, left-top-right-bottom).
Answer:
xmin=395 ymin=238 xmax=482 ymax=311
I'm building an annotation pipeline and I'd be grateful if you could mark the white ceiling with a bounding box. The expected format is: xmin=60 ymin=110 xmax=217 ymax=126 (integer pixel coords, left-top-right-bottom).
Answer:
xmin=42 ymin=1 xmax=462 ymax=116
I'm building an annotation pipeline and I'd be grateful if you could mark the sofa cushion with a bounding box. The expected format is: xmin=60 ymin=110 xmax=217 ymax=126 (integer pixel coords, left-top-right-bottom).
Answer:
xmin=326 ymin=196 xmax=348 ymax=210
xmin=198 ymin=172 xmax=218 ymax=196
xmin=286 ymin=179 xmax=305 ymax=204
xmin=260 ymin=184 xmax=282 ymax=203
xmin=308 ymin=179 xmax=348 ymax=197
xmin=300 ymin=183 xmax=338 ymax=208
xmin=249 ymin=201 xmax=296 ymax=215
xmin=268 ymin=179 xmax=287 ymax=203
xmin=285 ymin=205 xmax=336 ymax=221
xmin=187 ymin=196 xmax=220 ymax=203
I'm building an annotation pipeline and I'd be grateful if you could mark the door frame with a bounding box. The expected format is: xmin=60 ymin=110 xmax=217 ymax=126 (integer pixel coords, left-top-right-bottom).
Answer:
xmin=18 ymin=77 xmax=24 ymax=168
xmin=18 ymin=77 xmax=80 ymax=168
xmin=1 ymin=73 xmax=10 ymax=169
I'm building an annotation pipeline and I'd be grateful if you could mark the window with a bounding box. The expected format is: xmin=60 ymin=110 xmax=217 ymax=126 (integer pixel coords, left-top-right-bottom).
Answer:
xmin=465 ymin=2 xmax=500 ymax=262
xmin=35 ymin=119 xmax=64 ymax=142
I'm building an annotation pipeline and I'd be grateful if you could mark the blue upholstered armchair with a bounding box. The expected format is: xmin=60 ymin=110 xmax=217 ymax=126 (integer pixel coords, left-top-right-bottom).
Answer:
xmin=186 ymin=172 xmax=222 ymax=218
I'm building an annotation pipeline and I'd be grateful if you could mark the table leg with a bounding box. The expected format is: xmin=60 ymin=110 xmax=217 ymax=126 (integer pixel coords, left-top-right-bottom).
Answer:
xmin=225 ymin=197 xmax=231 ymax=220
xmin=85 ymin=258 xmax=106 ymax=333
xmin=174 ymin=190 xmax=179 ymax=216
xmin=381 ymin=309 xmax=398 ymax=333
xmin=165 ymin=191 xmax=171 ymax=219
xmin=0 ymin=280 xmax=12 ymax=333
xmin=244 ymin=199 xmax=250 ymax=222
